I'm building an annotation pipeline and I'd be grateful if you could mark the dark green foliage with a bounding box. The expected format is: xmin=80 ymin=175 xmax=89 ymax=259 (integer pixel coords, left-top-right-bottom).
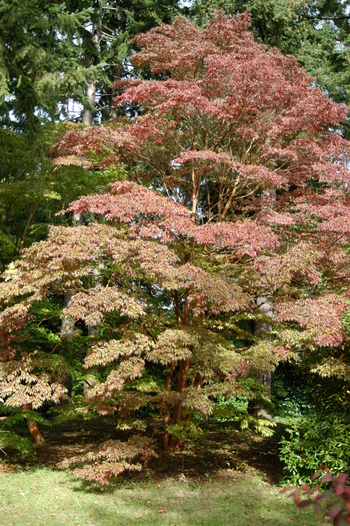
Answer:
xmin=96 ymin=0 xmax=181 ymax=121
xmin=272 ymin=364 xmax=310 ymax=419
xmin=0 ymin=0 xmax=105 ymax=131
xmin=0 ymin=0 xmax=182 ymax=270
xmin=0 ymin=430 xmax=35 ymax=459
xmin=280 ymin=413 xmax=350 ymax=484
xmin=0 ymin=123 xmax=115 ymax=270
xmin=272 ymin=364 xmax=350 ymax=483
xmin=273 ymin=363 xmax=350 ymax=420
xmin=0 ymin=406 xmax=47 ymax=459
xmin=190 ymin=0 xmax=306 ymax=53
xmin=213 ymin=395 xmax=249 ymax=420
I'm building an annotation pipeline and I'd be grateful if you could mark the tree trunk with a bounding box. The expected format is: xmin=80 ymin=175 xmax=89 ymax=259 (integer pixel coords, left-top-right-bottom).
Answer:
xmin=110 ymin=64 xmax=119 ymax=120
xmin=60 ymin=213 xmax=82 ymax=399
xmin=83 ymin=264 xmax=103 ymax=396
xmin=250 ymin=188 xmax=276 ymax=413
xmin=165 ymin=359 xmax=190 ymax=451
xmin=61 ymin=212 xmax=82 ymax=340
xmin=60 ymin=292 xmax=75 ymax=339
xmin=249 ymin=296 xmax=273 ymax=418
xmin=82 ymin=81 xmax=96 ymax=126
xmin=82 ymin=0 xmax=101 ymax=126
xmin=163 ymin=365 xmax=175 ymax=450
xmin=83 ymin=325 xmax=99 ymax=396
xmin=28 ymin=421 xmax=44 ymax=445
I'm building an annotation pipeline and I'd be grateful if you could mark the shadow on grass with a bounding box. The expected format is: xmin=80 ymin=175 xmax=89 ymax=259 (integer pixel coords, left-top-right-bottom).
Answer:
xmin=4 ymin=418 xmax=285 ymax=494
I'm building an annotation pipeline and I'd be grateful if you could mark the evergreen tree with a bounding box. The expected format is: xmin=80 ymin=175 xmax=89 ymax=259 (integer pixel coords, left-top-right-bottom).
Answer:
xmin=0 ymin=0 xmax=106 ymax=131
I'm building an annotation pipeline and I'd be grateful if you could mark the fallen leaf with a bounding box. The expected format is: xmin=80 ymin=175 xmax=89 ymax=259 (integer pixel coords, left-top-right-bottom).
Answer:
xmin=157 ymin=509 xmax=167 ymax=514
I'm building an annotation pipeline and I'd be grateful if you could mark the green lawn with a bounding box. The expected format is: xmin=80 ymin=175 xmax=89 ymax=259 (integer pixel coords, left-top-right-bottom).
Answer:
xmin=0 ymin=468 xmax=324 ymax=526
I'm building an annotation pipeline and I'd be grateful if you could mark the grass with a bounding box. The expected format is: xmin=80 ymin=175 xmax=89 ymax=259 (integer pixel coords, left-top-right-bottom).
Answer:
xmin=0 ymin=419 xmax=328 ymax=525
xmin=0 ymin=467 xmax=324 ymax=526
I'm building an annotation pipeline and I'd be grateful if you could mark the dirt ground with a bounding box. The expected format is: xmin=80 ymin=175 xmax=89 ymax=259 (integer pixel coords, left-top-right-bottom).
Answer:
xmin=1 ymin=419 xmax=284 ymax=485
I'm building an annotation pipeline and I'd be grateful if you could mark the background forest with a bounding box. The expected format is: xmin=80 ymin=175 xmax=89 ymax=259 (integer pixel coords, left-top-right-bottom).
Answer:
xmin=1 ymin=1 xmax=350 ymax=524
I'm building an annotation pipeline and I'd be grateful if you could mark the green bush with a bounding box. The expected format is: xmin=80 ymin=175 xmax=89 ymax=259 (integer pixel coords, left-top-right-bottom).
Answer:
xmin=213 ymin=395 xmax=249 ymax=421
xmin=280 ymin=414 xmax=350 ymax=484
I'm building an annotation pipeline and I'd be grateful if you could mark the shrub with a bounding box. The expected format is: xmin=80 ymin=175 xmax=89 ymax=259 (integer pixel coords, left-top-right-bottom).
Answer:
xmin=280 ymin=414 xmax=350 ymax=484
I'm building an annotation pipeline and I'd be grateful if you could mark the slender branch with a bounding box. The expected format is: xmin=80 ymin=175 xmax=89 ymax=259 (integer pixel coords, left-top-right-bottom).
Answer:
xmin=20 ymin=203 xmax=37 ymax=251
xmin=141 ymin=320 xmax=157 ymax=343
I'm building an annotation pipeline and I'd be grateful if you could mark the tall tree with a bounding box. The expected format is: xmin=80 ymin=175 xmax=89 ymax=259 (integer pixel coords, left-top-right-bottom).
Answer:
xmin=0 ymin=0 xmax=183 ymax=445
xmin=0 ymin=0 xmax=106 ymax=269
xmin=0 ymin=0 xmax=107 ymax=131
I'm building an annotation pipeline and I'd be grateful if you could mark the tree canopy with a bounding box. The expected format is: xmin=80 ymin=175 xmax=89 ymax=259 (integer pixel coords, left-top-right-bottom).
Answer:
xmin=1 ymin=11 xmax=350 ymax=484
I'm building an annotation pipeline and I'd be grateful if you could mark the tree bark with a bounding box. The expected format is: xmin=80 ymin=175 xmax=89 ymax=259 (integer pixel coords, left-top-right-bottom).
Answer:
xmin=165 ymin=359 xmax=190 ymax=451
xmin=60 ymin=292 xmax=75 ymax=339
xmin=82 ymin=0 xmax=101 ymax=126
xmin=28 ymin=421 xmax=44 ymax=445
xmin=83 ymin=325 xmax=99 ymax=396
xmin=60 ymin=212 xmax=83 ymax=399
xmin=251 ymin=188 xmax=276 ymax=408
xmin=255 ymin=296 xmax=273 ymax=401
xmin=163 ymin=365 xmax=175 ymax=450
xmin=249 ymin=296 xmax=274 ymax=418
xmin=83 ymin=265 xmax=103 ymax=396
xmin=82 ymin=82 xmax=96 ymax=126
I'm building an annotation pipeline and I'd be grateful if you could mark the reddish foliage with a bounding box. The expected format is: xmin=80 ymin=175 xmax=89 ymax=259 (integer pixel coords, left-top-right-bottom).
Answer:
xmin=53 ymin=12 xmax=349 ymax=227
xmin=2 ymin=11 xmax=350 ymax=481
xmin=285 ymin=471 xmax=350 ymax=525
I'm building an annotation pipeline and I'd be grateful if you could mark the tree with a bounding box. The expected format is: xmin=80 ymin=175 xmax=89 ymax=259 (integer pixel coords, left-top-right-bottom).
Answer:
xmin=91 ymin=0 xmax=182 ymax=121
xmin=0 ymin=180 xmax=280 ymax=479
xmin=0 ymin=0 xmax=108 ymax=131
xmin=0 ymin=0 xmax=183 ymax=267
xmin=189 ymin=0 xmax=350 ymax=109
xmin=53 ymin=7 xmax=350 ymax=424
xmin=0 ymin=0 xmax=107 ymax=269
xmin=2 ymin=11 xmax=350 ymax=482
xmin=0 ymin=0 xmax=183 ymax=447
